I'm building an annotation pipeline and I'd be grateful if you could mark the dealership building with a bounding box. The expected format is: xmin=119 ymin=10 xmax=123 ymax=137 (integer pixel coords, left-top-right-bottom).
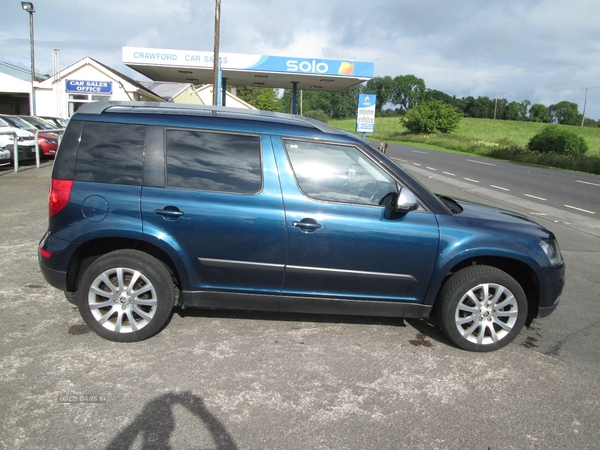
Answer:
xmin=0 ymin=47 xmax=374 ymax=118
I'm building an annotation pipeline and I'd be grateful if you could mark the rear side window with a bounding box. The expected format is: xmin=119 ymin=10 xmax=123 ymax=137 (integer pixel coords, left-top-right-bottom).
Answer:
xmin=74 ymin=122 xmax=145 ymax=185
xmin=166 ymin=129 xmax=262 ymax=193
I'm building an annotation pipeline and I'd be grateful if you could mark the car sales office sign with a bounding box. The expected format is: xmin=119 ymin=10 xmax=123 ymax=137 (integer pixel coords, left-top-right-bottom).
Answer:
xmin=356 ymin=94 xmax=376 ymax=133
xmin=66 ymin=80 xmax=113 ymax=94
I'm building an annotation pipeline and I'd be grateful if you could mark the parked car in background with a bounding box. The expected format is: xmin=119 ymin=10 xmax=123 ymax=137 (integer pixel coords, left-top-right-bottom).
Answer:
xmin=40 ymin=116 xmax=68 ymax=128
xmin=0 ymin=115 xmax=59 ymax=157
xmin=0 ymin=147 xmax=11 ymax=166
xmin=0 ymin=118 xmax=37 ymax=162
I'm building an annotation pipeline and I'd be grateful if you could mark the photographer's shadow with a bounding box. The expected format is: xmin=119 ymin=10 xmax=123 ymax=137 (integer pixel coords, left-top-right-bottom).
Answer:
xmin=106 ymin=391 xmax=237 ymax=450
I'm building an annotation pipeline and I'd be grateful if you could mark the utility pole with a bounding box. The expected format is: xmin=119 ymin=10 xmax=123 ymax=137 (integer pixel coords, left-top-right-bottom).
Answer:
xmin=581 ymin=87 xmax=590 ymax=127
xmin=494 ymin=94 xmax=498 ymax=120
xmin=212 ymin=0 xmax=221 ymax=106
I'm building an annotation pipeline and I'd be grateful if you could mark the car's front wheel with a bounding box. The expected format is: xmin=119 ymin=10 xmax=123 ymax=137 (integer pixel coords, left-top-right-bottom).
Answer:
xmin=77 ymin=250 xmax=174 ymax=342
xmin=437 ymin=265 xmax=527 ymax=352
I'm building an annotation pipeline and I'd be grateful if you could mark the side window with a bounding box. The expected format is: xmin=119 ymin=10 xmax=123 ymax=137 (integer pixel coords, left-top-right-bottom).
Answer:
xmin=284 ymin=140 xmax=397 ymax=206
xmin=166 ymin=129 xmax=262 ymax=194
xmin=75 ymin=122 xmax=145 ymax=185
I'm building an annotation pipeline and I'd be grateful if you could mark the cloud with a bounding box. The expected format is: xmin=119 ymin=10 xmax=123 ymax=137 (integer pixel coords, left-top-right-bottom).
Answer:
xmin=1 ymin=0 xmax=599 ymax=118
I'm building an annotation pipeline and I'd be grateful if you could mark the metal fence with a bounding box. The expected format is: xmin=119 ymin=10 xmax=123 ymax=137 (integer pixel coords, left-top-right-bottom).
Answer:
xmin=0 ymin=127 xmax=65 ymax=173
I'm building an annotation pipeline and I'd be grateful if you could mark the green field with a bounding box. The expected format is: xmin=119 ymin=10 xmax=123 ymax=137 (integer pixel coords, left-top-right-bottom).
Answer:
xmin=330 ymin=117 xmax=600 ymax=174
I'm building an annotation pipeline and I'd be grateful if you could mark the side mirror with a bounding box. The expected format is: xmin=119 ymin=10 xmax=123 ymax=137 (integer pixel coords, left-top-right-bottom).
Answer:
xmin=380 ymin=188 xmax=419 ymax=218
xmin=395 ymin=188 xmax=419 ymax=212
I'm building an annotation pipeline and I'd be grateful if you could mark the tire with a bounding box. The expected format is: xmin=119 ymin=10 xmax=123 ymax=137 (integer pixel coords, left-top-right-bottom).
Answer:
xmin=77 ymin=250 xmax=175 ymax=342
xmin=437 ymin=265 xmax=527 ymax=352
xmin=64 ymin=290 xmax=78 ymax=305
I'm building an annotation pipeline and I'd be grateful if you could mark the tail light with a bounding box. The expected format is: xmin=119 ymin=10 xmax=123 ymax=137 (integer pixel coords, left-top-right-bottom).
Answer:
xmin=49 ymin=178 xmax=73 ymax=217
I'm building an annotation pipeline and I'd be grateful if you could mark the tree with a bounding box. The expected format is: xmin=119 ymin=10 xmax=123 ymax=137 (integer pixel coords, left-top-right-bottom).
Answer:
xmin=254 ymin=91 xmax=278 ymax=111
xmin=236 ymin=86 xmax=281 ymax=111
xmin=426 ymin=89 xmax=455 ymax=106
xmin=390 ymin=75 xmax=426 ymax=112
xmin=330 ymin=85 xmax=361 ymax=119
xmin=503 ymin=101 xmax=521 ymax=121
xmin=455 ymin=96 xmax=494 ymax=119
xmin=549 ymin=101 xmax=580 ymax=125
xmin=401 ymin=100 xmax=461 ymax=134
xmin=363 ymin=76 xmax=394 ymax=112
xmin=529 ymin=103 xmax=552 ymax=123
xmin=518 ymin=100 xmax=531 ymax=121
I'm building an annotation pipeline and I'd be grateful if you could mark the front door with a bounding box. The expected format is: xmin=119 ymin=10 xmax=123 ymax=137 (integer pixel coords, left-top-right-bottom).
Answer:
xmin=273 ymin=137 xmax=439 ymax=303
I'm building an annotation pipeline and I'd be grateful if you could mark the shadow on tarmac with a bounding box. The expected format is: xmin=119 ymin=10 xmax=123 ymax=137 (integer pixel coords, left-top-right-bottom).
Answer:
xmin=105 ymin=391 xmax=238 ymax=450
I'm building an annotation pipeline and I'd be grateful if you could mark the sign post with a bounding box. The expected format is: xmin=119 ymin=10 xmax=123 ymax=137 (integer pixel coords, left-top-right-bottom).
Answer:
xmin=356 ymin=94 xmax=376 ymax=139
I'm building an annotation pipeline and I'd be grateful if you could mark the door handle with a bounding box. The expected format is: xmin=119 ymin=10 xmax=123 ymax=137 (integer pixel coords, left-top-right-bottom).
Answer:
xmin=292 ymin=218 xmax=321 ymax=232
xmin=154 ymin=206 xmax=184 ymax=220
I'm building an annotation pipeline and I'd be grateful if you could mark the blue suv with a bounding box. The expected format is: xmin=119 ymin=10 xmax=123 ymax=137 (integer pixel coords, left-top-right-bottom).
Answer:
xmin=38 ymin=101 xmax=565 ymax=351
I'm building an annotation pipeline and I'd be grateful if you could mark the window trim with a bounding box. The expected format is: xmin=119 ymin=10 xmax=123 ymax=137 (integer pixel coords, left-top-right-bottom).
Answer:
xmin=281 ymin=137 xmax=404 ymax=208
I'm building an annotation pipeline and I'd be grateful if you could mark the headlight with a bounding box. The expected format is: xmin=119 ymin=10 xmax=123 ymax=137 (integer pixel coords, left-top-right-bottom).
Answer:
xmin=540 ymin=239 xmax=562 ymax=266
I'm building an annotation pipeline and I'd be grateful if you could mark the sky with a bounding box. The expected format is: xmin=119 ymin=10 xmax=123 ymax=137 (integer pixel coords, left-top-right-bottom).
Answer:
xmin=2 ymin=0 xmax=600 ymax=119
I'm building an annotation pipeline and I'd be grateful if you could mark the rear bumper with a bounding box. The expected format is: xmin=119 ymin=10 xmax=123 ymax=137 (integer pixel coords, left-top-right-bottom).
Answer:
xmin=38 ymin=231 xmax=77 ymax=291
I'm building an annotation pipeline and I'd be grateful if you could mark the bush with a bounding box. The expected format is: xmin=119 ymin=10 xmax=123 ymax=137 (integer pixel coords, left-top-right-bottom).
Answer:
xmin=302 ymin=110 xmax=330 ymax=123
xmin=528 ymin=125 xmax=588 ymax=156
xmin=401 ymin=100 xmax=461 ymax=134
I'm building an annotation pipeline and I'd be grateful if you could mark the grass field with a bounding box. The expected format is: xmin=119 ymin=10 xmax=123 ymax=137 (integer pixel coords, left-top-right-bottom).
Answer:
xmin=330 ymin=117 xmax=600 ymax=174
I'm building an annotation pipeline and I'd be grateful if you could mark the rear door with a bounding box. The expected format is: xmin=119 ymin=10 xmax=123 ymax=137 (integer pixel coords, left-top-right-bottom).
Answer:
xmin=141 ymin=127 xmax=286 ymax=295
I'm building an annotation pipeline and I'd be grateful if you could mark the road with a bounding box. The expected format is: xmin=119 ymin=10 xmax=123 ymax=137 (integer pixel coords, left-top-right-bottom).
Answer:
xmin=0 ymin=159 xmax=599 ymax=449
xmin=391 ymin=145 xmax=600 ymax=217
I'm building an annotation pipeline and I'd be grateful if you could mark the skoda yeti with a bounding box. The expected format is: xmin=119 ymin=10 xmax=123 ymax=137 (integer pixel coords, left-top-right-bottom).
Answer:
xmin=38 ymin=101 xmax=565 ymax=351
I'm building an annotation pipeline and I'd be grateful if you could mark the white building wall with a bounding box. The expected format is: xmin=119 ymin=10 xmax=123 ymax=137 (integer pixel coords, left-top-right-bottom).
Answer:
xmin=0 ymin=72 xmax=31 ymax=93
xmin=35 ymin=58 xmax=162 ymax=118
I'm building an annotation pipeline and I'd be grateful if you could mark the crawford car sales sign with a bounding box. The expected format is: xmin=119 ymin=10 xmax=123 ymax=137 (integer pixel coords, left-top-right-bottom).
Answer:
xmin=66 ymin=80 xmax=113 ymax=94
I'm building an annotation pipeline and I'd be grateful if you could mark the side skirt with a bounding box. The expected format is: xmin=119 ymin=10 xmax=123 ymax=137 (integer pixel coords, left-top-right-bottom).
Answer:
xmin=182 ymin=290 xmax=431 ymax=319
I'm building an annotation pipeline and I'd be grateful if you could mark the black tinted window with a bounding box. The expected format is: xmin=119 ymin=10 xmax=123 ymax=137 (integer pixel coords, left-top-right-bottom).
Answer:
xmin=75 ymin=122 xmax=145 ymax=185
xmin=166 ymin=130 xmax=262 ymax=193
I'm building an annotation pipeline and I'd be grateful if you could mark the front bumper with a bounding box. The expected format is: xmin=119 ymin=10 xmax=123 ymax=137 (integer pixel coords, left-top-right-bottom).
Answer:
xmin=536 ymin=261 xmax=565 ymax=319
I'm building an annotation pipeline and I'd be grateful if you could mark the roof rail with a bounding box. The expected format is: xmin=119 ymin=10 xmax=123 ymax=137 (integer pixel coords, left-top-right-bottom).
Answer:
xmin=74 ymin=101 xmax=349 ymax=135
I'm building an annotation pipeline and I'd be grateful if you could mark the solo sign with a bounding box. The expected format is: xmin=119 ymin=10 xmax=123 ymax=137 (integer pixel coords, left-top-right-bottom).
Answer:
xmin=66 ymin=80 xmax=113 ymax=94
xmin=356 ymin=94 xmax=376 ymax=133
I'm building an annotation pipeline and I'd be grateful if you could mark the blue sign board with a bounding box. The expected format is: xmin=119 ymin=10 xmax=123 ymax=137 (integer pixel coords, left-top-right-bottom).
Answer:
xmin=356 ymin=94 xmax=376 ymax=133
xmin=66 ymin=80 xmax=113 ymax=94
xmin=123 ymin=47 xmax=375 ymax=78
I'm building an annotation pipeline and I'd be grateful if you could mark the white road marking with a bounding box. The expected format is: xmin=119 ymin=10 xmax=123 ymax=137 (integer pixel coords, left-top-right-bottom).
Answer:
xmin=564 ymin=205 xmax=595 ymax=214
xmin=443 ymin=171 xmax=455 ymax=176
xmin=491 ymin=185 xmax=510 ymax=191
xmin=426 ymin=167 xmax=437 ymax=171
xmin=576 ymin=180 xmax=600 ymax=187
xmin=413 ymin=163 xmax=422 ymax=167
xmin=464 ymin=178 xmax=480 ymax=183
xmin=468 ymin=159 xmax=496 ymax=166
xmin=525 ymin=194 xmax=547 ymax=201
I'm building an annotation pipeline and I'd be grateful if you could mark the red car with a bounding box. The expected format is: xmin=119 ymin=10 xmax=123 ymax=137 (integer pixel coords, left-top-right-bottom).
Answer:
xmin=0 ymin=115 xmax=59 ymax=157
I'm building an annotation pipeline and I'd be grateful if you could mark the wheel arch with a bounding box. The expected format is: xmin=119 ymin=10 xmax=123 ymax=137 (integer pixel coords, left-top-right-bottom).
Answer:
xmin=430 ymin=256 xmax=540 ymax=325
xmin=65 ymin=237 xmax=187 ymax=303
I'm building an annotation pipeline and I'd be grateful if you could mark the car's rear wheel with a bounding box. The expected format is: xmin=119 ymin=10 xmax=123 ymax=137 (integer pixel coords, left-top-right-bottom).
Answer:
xmin=77 ymin=250 xmax=174 ymax=342
xmin=437 ymin=265 xmax=527 ymax=352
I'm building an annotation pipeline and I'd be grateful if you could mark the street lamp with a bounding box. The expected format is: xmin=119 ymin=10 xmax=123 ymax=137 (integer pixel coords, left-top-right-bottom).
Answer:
xmin=21 ymin=2 xmax=36 ymax=116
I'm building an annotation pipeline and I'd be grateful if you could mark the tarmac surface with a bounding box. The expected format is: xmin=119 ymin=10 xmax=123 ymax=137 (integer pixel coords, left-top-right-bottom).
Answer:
xmin=1 ymin=159 xmax=599 ymax=449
